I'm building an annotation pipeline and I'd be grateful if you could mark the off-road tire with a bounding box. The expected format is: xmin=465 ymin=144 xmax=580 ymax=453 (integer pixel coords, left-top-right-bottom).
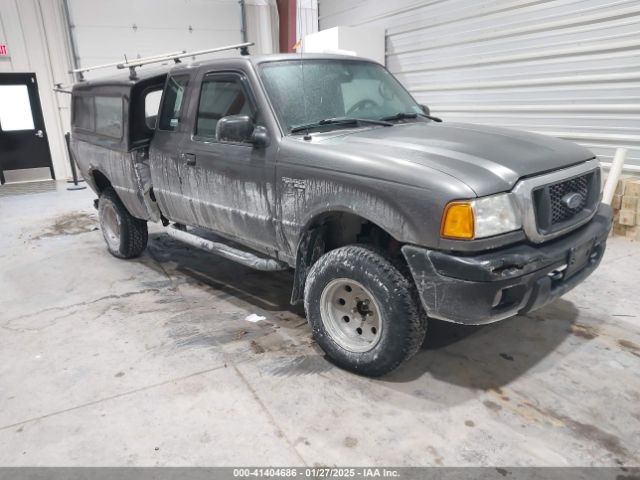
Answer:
xmin=304 ymin=245 xmax=428 ymax=377
xmin=98 ymin=187 xmax=148 ymax=259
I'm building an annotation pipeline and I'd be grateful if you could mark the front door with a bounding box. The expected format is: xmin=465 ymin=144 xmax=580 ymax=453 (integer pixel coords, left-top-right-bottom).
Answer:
xmin=180 ymin=71 xmax=278 ymax=254
xmin=0 ymin=73 xmax=54 ymax=184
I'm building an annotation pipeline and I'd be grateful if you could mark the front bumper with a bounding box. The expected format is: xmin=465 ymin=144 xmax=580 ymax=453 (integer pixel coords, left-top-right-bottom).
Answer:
xmin=402 ymin=203 xmax=613 ymax=325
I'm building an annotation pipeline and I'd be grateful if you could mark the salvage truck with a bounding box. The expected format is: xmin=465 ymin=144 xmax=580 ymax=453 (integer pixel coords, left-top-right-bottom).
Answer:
xmin=70 ymin=45 xmax=612 ymax=376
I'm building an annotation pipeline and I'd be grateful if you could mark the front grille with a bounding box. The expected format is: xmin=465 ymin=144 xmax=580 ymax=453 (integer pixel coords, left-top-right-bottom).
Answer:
xmin=548 ymin=174 xmax=589 ymax=225
xmin=533 ymin=170 xmax=599 ymax=235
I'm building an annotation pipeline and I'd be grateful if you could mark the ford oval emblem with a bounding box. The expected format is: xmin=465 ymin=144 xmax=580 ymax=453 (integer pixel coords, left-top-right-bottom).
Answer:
xmin=562 ymin=192 xmax=583 ymax=209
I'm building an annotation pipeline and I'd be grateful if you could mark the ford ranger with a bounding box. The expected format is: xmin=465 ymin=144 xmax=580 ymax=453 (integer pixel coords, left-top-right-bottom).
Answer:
xmin=70 ymin=53 xmax=612 ymax=376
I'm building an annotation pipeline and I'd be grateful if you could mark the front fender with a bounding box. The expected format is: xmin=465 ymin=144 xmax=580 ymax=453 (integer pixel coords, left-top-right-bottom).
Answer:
xmin=284 ymin=179 xmax=440 ymax=305
xmin=280 ymin=175 xmax=441 ymax=257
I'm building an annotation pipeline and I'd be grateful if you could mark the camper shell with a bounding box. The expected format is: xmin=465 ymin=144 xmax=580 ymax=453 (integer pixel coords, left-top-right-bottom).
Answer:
xmin=71 ymin=68 xmax=168 ymax=152
xmin=70 ymin=68 xmax=169 ymax=222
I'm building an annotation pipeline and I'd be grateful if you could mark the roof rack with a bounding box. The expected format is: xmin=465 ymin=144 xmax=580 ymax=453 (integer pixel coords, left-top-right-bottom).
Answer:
xmin=70 ymin=41 xmax=254 ymax=81
xmin=71 ymin=51 xmax=185 ymax=80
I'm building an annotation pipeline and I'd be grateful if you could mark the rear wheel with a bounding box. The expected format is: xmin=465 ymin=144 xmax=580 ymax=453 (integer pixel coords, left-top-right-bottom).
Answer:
xmin=98 ymin=188 xmax=148 ymax=259
xmin=304 ymin=245 xmax=427 ymax=377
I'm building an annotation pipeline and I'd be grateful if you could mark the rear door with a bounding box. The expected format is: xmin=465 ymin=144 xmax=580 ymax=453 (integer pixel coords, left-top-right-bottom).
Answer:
xmin=0 ymin=73 xmax=54 ymax=184
xmin=149 ymin=74 xmax=193 ymax=224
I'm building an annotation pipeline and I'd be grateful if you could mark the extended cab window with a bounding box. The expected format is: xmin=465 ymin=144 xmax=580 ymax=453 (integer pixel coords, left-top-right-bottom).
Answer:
xmin=196 ymin=76 xmax=255 ymax=139
xmin=144 ymin=89 xmax=162 ymax=129
xmin=94 ymin=96 xmax=123 ymax=138
xmin=158 ymin=75 xmax=189 ymax=131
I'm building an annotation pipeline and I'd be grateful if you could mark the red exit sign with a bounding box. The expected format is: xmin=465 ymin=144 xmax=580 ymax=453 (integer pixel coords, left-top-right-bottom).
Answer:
xmin=0 ymin=44 xmax=8 ymax=56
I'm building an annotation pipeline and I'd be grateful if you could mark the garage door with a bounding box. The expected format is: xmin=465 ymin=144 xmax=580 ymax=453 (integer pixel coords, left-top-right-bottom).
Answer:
xmin=67 ymin=0 xmax=244 ymax=78
xmin=318 ymin=0 xmax=640 ymax=171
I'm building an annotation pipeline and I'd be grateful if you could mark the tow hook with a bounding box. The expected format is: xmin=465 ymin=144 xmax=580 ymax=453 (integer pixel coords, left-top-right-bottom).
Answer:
xmin=547 ymin=264 xmax=568 ymax=281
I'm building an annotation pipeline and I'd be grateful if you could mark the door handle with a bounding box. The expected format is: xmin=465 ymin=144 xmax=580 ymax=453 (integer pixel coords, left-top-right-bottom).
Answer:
xmin=35 ymin=130 xmax=44 ymax=138
xmin=180 ymin=153 xmax=196 ymax=166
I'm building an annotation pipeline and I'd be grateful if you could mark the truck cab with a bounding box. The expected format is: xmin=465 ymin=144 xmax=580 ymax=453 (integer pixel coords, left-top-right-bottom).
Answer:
xmin=149 ymin=58 xmax=281 ymax=259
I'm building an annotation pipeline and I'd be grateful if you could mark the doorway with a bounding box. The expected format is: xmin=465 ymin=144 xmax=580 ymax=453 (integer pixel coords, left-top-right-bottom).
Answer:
xmin=0 ymin=73 xmax=54 ymax=184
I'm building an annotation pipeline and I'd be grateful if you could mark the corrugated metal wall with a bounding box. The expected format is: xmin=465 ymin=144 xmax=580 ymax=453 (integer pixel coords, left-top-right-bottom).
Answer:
xmin=319 ymin=0 xmax=640 ymax=171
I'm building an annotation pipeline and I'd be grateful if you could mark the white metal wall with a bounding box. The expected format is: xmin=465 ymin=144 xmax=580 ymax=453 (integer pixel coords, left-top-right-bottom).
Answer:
xmin=297 ymin=0 xmax=319 ymax=48
xmin=319 ymin=0 xmax=640 ymax=171
xmin=66 ymin=0 xmax=245 ymax=79
xmin=245 ymin=0 xmax=280 ymax=55
xmin=0 ymin=0 xmax=76 ymax=180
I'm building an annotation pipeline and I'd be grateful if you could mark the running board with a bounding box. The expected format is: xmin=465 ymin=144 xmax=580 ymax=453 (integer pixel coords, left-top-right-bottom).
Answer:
xmin=165 ymin=225 xmax=288 ymax=272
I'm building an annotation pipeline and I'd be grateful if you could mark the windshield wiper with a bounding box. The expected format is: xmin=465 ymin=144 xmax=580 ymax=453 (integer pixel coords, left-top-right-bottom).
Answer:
xmin=380 ymin=112 xmax=442 ymax=123
xmin=290 ymin=117 xmax=392 ymax=134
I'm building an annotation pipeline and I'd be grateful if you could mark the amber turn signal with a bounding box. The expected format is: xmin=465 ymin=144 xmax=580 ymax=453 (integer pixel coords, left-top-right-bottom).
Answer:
xmin=441 ymin=202 xmax=474 ymax=240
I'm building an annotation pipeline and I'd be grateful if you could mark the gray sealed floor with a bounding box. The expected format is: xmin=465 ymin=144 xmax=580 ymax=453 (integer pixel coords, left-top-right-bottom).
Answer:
xmin=0 ymin=185 xmax=639 ymax=466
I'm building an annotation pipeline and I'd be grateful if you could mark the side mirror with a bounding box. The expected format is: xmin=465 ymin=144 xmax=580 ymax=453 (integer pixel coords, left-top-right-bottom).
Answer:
xmin=216 ymin=115 xmax=254 ymax=143
xmin=216 ymin=115 xmax=270 ymax=147
xmin=250 ymin=125 xmax=270 ymax=148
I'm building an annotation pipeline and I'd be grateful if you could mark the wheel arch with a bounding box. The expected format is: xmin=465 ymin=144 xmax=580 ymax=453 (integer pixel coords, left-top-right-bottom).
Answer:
xmin=89 ymin=168 xmax=112 ymax=194
xmin=290 ymin=208 xmax=405 ymax=304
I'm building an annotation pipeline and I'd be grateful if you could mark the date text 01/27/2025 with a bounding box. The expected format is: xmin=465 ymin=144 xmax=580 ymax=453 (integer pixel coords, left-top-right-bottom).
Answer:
xmin=232 ymin=468 xmax=400 ymax=478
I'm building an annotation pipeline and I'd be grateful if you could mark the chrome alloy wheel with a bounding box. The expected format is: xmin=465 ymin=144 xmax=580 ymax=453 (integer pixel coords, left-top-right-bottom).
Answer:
xmin=101 ymin=202 xmax=121 ymax=252
xmin=319 ymin=278 xmax=383 ymax=353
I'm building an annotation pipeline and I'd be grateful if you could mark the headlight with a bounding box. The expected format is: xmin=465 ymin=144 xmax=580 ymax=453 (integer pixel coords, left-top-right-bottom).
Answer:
xmin=441 ymin=193 xmax=521 ymax=240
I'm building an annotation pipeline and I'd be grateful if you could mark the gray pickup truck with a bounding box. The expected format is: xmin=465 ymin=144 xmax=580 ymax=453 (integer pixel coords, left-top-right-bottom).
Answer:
xmin=70 ymin=53 xmax=612 ymax=376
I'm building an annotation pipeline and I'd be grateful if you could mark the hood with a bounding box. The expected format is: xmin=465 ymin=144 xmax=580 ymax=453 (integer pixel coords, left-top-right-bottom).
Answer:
xmin=314 ymin=122 xmax=595 ymax=197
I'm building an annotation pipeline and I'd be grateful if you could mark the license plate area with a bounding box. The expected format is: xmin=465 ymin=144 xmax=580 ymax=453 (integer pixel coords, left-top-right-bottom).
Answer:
xmin=565 ymin=238 xmax=595 ymax=279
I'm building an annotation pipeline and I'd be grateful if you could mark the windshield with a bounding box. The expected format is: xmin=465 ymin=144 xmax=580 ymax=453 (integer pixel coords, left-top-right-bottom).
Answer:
xmin=258 ymin=59 xmax=424 ymax=133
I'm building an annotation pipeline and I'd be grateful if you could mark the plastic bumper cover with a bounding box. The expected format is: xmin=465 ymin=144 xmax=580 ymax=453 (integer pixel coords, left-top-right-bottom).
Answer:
xmin=402 ymin=203 xmax=613 ymax=325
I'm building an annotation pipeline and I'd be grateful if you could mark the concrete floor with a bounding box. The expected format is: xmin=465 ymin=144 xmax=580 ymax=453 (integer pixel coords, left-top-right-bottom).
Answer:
xmin=1 ymin=183 xmax=639 ymax=467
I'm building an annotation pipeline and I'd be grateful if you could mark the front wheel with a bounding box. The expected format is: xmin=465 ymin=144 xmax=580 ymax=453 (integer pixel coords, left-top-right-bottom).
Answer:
xmin=304 ymin=245 xmax=427 ymax=377
xmin=98 ymin=187 xmax=148 ymax=259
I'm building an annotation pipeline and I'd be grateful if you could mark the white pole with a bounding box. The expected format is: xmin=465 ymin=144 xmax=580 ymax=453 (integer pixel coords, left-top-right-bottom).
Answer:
xmin=602 ymin=147 xmax=627 ymax=205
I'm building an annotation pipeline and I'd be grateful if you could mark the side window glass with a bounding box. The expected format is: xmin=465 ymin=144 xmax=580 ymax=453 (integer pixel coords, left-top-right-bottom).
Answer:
xmin=95 ymin=96 xmax=122 ymax=138
xmin=196 ymin=77 xmax=254 ymax=138
xmin=158 ymin=75 xmax=189 ymax=131
xmin=73 ymin=96 xmax=95 ymax=132
xmin=144 ymin=89 xmax=162 ymax=129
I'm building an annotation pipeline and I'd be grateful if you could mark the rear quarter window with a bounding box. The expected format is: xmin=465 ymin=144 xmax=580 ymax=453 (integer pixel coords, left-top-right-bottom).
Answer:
xmin=72 ymin=94 xmax=123 ymax=139
xmin=95 ymin=96 xmax=123 ymax=138
xmin=73 ymin=96 xmax=95 ymax=131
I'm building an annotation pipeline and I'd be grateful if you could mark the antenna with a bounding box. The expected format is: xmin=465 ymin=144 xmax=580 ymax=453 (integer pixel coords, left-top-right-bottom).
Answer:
xmin=296 ymin=4 xmax=310 ymax=139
